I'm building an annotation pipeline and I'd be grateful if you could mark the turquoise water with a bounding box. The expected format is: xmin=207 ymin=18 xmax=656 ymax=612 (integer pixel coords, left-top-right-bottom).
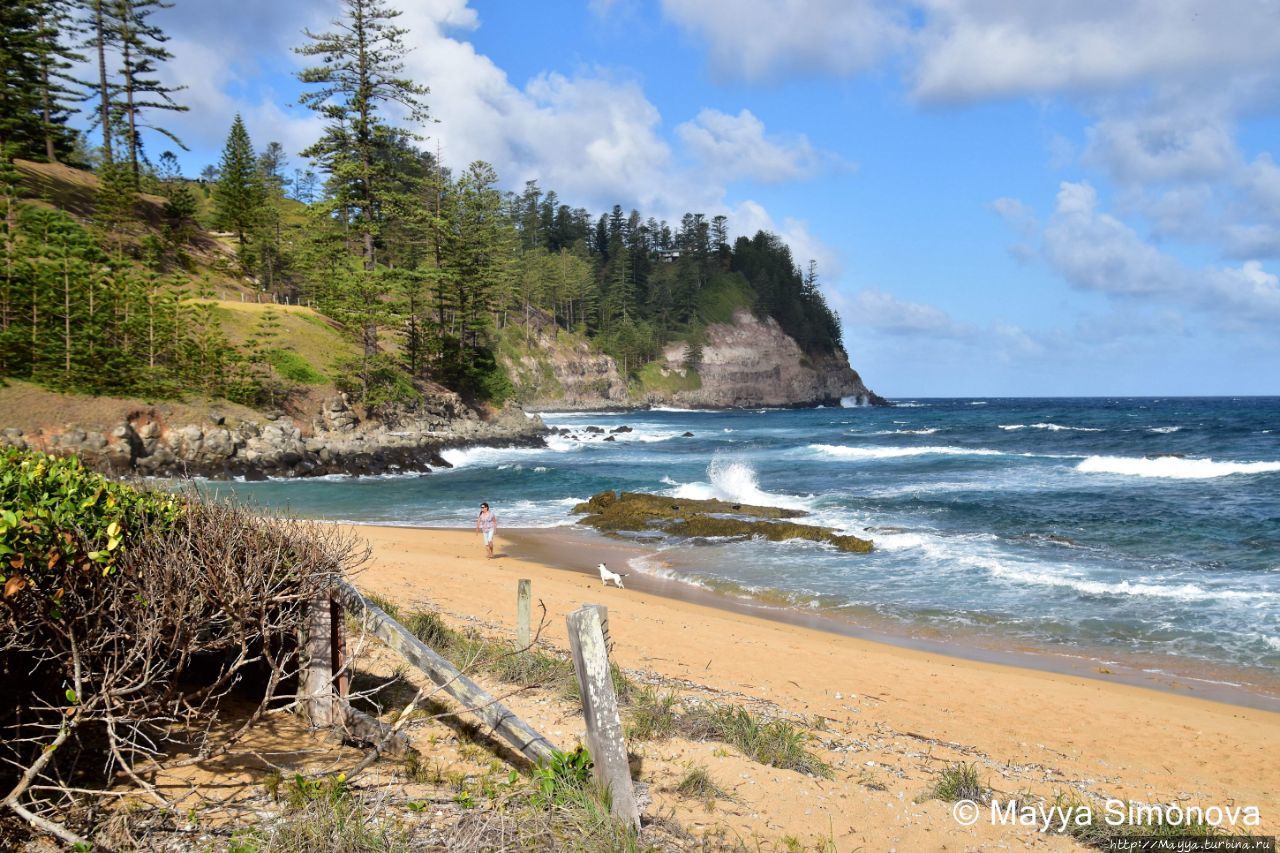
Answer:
xmin=211 ymin=398 xmax=1280 ymax=679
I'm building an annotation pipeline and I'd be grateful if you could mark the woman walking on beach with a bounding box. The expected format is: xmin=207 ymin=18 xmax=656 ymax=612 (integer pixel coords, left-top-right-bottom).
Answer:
xmin=476 ymin=502 xmax=498 ymax=559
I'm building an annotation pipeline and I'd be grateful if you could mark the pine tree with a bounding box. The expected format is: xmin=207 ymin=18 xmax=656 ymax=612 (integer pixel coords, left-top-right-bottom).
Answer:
xmin=84 ymin=0 xmax=118 ymax=160
xmin=0 ymin=0 xmax=50 ymax=160
xmin=113 ymin=0 xmax=187 ymax=178
xmin=212 ymin=115 xmax=264 ymax=256
xmin=294 ymin=0 xmax=430 ymax=272
xmin=33 ymin=0 xmax=84 ymax=163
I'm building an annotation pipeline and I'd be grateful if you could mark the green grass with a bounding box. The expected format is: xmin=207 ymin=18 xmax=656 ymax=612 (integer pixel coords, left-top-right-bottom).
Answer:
xmin=681 ymin=704 xmax=832 ymax=778
xmin=1046 ymin=792 xmax=1220 ymax=848
xmin=232 ymin=773 xmax=410 ymax=852
xmin=674 ymin=764 xmax=727 ymax=803
xmin=633 ymin=360 xmax=700 ymax=396
xmin=268 ymin=349 xmax=327 ymax=384
xmin=625 ymin=685 xmax=679 ymax=742
xmin=927 ymin=762 xmax=989 ymax=803
xmin=213 ymin=302 xmax=359 ymax=382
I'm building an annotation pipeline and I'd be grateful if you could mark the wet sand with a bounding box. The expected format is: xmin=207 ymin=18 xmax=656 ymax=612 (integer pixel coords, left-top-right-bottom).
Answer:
xmin=348 ymin=522 xmax=1280 ymax=849
xmin=503 ymin=526 xmax=1280 ymax=713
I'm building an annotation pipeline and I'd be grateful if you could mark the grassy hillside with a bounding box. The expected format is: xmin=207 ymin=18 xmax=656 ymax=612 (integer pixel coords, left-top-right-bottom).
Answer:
xmin=7 ymin=160 xmax=363 ymax=422
xmin=0 ymin=379 xmax=265 ymax=434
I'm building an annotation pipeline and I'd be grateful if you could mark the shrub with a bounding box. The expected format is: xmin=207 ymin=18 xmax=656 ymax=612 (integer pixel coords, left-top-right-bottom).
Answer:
xmin=0 ymin=450 xmax=368 ymax=847
xmin=0 ymin=449 xmax=181 ymax=596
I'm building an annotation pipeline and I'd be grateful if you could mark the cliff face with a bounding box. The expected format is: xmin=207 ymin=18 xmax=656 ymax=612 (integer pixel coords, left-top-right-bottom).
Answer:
xmin=501 ymin=314 xmax=630 ymax=410
xmin=501 ymin=308 xmax=880 ymax=410
xmin=653 ymin=309 xmax=876 ymax=408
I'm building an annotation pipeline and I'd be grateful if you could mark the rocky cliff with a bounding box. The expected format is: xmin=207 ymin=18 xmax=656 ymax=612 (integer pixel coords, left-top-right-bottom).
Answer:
xmin=0 ymin=391 xmax=546 ymax=480
xmin=501 ymin=308 xmax=882 ymax=410
xmin=500 ymin=313 xmax=630 ymax=410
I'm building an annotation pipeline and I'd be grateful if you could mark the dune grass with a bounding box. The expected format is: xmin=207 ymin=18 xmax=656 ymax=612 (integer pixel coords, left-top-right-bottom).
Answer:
xmin=927 ymin=762 xmax=989 ymax=804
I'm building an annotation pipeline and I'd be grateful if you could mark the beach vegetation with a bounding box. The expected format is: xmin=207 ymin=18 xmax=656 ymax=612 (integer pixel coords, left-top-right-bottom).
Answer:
xmin=0 ymin=449 xmax=365 ymax=848
xmin=633 ymin=360 xmax=701 ymax=397
xmin=230 ymin=773 xmax=410 ymax=852
xmin=674 ymin=764 xmax=728 ymax=804
xmin=1046 ymin=792 xmax=1219 ymax=847
xmin=928 ymin=762 xmax=989 ymax=803
xmin=626 ymin=685 xmax=680 ymax=741
xmin=680 ymin=704 xmax=833 ymax=778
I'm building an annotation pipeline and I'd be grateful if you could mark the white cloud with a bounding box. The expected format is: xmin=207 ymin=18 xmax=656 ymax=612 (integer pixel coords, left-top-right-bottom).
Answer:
xmin=1042 ymin=181 xmax=1185 ymax=296
xmin=649 ymin=1 xmax=1280 ymax=102
xmin=1243 ymin=153 xmax=1280 ymax=219
xmin=657 ymin=0 xmax=908 ymax=83
xmin=990 ymin=196 xmax=1037 ymax=234
xmin=1084 ymin=109 xmax=1239 ymax=185
xmin=1206 ymin=260 xmax=1280 ymax=320
xmin=1013 ymin=180 xmax=1280 ymax=328
xmin=848 ymin=288 xmax=972 ymax=337
xmin=676 ymin=109 xmax=831 ymax=183
xmin=911 ymin=0 xmax=1280 ymax=102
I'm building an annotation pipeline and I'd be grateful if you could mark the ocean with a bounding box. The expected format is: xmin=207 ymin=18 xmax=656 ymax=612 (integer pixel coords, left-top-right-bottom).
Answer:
xmin=211 ymin=397 xmax=1280 ymax=693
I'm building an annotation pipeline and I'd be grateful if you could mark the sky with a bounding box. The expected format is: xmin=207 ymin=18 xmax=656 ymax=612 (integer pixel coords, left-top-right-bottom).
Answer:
xmin=92 ymin=0 xmax=1280 ymax=397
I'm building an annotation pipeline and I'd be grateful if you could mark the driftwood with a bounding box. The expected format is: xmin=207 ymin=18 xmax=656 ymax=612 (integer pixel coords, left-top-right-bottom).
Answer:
xmin=332 ymin=579 xmax=556 ymax=764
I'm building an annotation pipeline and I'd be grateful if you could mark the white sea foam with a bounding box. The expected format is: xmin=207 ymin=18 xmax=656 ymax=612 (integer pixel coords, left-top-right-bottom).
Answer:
xmin=1076 ymin=455 xmax=1280 ymax=479
xmin=892 ymin=402 xmax=929 ymax=407
xmin=1148 ymin=426 xmax=1182 ymax=434
xmin=868 ymin=427 xmax=942 ymax=436
xmin=999 ymin=423 xmax=1103 ymax=432
xmin=809 ymin=444 xmax=1006 ymax=459
xmin=439 ymin=437 xmax=577 ymax=469
xmin=982 ymin=561 xmax=1277 ymax=603
xmin=626 ymin=554 xmax=712 ymax=590
xmin=668 ymin=457 xmax=812 ymax=510
xmin=648 ymin=406 xmax=701 ymax=413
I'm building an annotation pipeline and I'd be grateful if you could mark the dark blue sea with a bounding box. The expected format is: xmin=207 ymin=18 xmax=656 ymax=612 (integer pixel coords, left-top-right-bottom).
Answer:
xmin=215 ymin=398 xmax=1280 ymax=688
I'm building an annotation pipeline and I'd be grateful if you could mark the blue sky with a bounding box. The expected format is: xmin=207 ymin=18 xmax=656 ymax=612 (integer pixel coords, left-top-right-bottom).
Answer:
xmin=101 ymin=0 xmax=1280 ymax=397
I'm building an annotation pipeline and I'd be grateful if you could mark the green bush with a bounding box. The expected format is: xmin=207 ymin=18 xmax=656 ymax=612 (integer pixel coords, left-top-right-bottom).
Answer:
xmin=0 ymin=449 xmax=181 ymax=603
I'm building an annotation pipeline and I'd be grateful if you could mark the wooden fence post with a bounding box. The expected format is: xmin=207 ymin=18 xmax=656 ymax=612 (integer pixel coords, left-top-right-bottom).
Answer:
xmin=566 ymin=604 xmax=640 ymax=830
xmin=330 ymin=595 xmax=349 ymax=698
xmin=302 ymin=593 xmax=335 ymax=727
xmin=516 ymin=579 xmax=531 ymax=649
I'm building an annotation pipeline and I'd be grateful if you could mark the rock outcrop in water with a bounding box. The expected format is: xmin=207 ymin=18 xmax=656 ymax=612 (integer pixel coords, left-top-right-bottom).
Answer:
xmin=572 ymin=490 xmax=874 ymax=553
xmin=0 ymin=392 xmax=546 ymax=480
xmin=501 ymin=308 xmax=884 ymax=410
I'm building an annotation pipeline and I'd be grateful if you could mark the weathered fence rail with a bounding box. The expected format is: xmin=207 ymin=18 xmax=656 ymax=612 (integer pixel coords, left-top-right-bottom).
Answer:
xmin=315 ymin=579 xmax=556 ymax=765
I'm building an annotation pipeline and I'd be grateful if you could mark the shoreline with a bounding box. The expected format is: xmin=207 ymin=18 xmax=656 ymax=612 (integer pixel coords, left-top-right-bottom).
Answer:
xmin=357 ymin=521 xmax=1280 ymax=714
xmin=346 ymin=522 xmax=1280 ymax=846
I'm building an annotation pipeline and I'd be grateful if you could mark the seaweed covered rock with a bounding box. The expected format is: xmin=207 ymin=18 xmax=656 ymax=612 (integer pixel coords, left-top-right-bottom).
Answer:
xmin=571 ymin=490 xmax=873 ymax=553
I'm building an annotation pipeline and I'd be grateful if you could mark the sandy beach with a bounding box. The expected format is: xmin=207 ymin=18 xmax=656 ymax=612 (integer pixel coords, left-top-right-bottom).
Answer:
xmin=347 ymin=522 xmax=1280 ymax=850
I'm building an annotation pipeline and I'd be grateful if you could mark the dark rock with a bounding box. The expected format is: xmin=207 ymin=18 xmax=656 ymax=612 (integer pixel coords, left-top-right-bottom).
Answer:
xmin=610 ymin=425 xmax=633 ymax=433
xmin=603 ymin=435 xmax=616 ymax=442
xmin=681 ymin=431 xmax=695 ymax=437
xmin=584 ymin=426 xmax=605 ymax=434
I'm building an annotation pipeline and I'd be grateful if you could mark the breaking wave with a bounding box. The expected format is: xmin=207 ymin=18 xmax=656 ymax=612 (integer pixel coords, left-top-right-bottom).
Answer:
xmin=1076 ymin=455 xmax=1280 ymax=479
xmin=809 ymin=444 xmax=1006 ymax=460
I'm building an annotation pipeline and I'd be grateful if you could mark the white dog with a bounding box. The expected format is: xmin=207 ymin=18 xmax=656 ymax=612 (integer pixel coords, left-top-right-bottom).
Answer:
xmin=597 ymin=562 xmax=626 ymax=588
